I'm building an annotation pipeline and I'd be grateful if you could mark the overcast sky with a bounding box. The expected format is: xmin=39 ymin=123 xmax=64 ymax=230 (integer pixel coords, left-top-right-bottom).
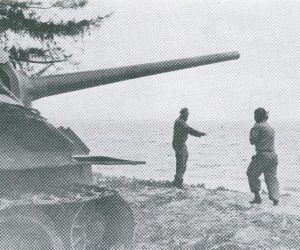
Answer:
xmin=33 ymin=0 xmax=300 ymax=123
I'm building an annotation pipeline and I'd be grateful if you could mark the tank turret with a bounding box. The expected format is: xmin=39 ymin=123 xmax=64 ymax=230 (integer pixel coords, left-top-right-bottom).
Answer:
xmin=0 ymin=49 xmax=239 ymax=249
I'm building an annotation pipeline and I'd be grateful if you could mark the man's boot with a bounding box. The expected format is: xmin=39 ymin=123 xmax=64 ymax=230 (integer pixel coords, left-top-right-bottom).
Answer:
xmin=172 ymin=177 xmax=183 ymax=188
xmin=250 ymin=191 xmax=262 ymax=204
xmin=273 ymin=199 xmax=279 ymax=206
xmin=176 ymin=178 xmax=183 ymax=189
xmin=172 ymin=177 xmax=179 ymax=187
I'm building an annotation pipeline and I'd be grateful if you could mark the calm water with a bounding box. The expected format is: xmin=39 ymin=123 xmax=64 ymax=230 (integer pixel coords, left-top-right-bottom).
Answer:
xmin=67 ymin=119 xmax=300 ymax=196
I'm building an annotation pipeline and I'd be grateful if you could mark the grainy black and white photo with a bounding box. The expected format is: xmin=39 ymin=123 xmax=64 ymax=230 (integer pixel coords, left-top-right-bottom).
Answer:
xmin=0 ymin=0 xmax=299 ymax=249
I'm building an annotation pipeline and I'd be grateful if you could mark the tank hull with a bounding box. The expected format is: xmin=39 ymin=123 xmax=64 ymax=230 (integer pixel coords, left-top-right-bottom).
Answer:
xmin=0 ymin=103 xmax=135 ymax=249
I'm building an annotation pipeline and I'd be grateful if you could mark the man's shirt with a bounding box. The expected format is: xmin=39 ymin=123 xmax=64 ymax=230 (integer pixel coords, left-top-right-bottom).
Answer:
xmin=173 ymin=118 xmax=202 ymax=146
xmin=250 ymin=122 xmax=275 ymax=153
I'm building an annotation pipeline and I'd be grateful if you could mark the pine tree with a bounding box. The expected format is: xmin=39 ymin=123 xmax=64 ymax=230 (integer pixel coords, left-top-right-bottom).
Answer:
xmin=0 ymin=0 xmax=111 ymax=74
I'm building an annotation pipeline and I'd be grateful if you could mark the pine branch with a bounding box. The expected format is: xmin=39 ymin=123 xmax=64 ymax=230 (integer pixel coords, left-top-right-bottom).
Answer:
xmin=32 ymin=63 xmax=54 ymax=76
xmin=0 ymin=2 xmax=47 ymax=9
xmin=14 ymin=58 xmax=67 ymax=64
xmin=0 ymin=7 xmax=111 ymax=40
xmin=51 ymin=0 xmax=88 ymax=9
xmin=0 ymin=0 xmax=111 ymax=73
xmin=0 ymin=0 xmax=88 ymax=9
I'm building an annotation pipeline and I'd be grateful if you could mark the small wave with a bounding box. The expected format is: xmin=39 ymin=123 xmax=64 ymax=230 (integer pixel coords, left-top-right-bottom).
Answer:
xmin=154 ymin=169 xmax=168 ymax=173
xmin=198 ymin=144 xmax=211 ymax=147
xmin=194 ymin=163 xmax=221 ymax=168
xmin=158 ymin=142 xmax=171 ymax=146
xmin=133 ymin=140 xmax=157 ymax=144
xmin=113 ymin=139 xmax=128 ymax=143
xmin=284 ymin=187 xmax=300 ymax=193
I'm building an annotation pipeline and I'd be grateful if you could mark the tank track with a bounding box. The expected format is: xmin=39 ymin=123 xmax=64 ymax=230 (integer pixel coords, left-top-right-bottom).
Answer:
xmin=0 ymin=184 xmax=135 ymax=250
xmin=0 ymin=184 xmax=115 ymax=210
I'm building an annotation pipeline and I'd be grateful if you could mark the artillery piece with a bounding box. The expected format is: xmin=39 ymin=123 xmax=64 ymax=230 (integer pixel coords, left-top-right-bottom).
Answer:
xmin=0 ymin=49 xmax=239 ymax=249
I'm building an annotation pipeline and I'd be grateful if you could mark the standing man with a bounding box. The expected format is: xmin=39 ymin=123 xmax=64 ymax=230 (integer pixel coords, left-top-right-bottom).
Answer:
xmin=247 ymin=108 xmax=280 ymax=206
xmin=172 ymin=108 xmax=206 ymax=188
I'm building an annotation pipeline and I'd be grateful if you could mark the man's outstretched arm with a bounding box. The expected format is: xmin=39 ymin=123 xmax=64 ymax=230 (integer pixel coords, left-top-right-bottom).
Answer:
xmin=187 ymin=126 xmax=206 ymax=137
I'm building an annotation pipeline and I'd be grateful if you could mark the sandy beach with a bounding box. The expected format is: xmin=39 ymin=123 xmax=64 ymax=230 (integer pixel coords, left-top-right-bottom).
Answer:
xmin=96 ymin=174 xmax=300 ymax=250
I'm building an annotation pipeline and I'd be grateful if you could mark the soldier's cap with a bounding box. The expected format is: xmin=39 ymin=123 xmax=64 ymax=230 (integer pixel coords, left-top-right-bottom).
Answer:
xmin=180 ymin=107 xmax=189 ymax=114
xmin=255 ymin=107 xmax=268 ymax=116
xmin=254 ymin=108 xmax=269 ymax=121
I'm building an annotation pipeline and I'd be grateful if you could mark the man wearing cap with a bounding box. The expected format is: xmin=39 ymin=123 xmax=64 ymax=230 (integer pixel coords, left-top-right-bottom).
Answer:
xmin=172 ymin=108 xmax=206 ymax=188
xmin=247 ymin=108 xmax=280 ymax=206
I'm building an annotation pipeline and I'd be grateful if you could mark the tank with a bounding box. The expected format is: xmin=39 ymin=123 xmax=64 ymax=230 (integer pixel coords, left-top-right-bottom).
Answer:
xmin=0 ymin=49 xmax=239 ymax=249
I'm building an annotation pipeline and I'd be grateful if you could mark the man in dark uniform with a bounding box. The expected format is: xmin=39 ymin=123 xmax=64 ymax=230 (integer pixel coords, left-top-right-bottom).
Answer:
xmin=172 ymin=108 xmax=206 ymax=188
xmin=247 ymin=108 xmax=280 ymax=206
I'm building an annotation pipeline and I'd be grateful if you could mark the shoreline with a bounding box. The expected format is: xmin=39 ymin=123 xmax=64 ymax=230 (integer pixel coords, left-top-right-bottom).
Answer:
xmin=94 ymin=172 xmax=294 ymax=199
xmin=95 ymin=174 xmax=300 ymax=249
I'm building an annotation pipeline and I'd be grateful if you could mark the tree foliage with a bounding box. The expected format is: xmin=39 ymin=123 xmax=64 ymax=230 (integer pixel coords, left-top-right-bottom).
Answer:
xmin=0 ymin=0 xmax=111 ymax=74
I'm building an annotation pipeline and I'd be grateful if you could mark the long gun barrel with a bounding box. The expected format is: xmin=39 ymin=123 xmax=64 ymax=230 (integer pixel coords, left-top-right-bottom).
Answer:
xmin=29 ymin=51 xmax=240 ymax=101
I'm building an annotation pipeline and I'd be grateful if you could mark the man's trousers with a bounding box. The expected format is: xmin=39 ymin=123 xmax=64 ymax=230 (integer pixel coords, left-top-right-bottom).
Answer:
xmin=173 ymin=143 xmax=189 ymax=186
xmin=247 ymin=152 xmax=279 ymax=201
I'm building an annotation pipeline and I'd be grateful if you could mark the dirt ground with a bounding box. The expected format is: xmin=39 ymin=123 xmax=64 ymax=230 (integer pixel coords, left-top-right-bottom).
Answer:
xmin=96 ymin=175 xmax=300 ymax=250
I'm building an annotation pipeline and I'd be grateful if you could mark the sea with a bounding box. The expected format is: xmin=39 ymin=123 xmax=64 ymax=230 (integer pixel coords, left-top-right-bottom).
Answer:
xmin=67 ymin=119 xmax=300 ymax=196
